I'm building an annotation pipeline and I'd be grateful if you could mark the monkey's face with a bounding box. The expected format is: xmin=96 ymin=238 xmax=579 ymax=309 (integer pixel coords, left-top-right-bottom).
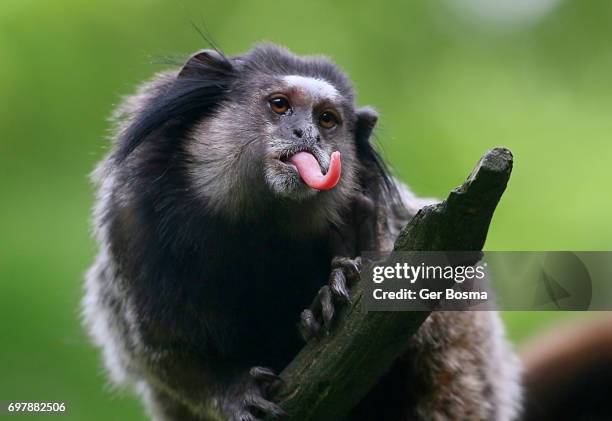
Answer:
xmin=255 ymin=75 xmax=358 ymax=201
xmin=182 ymin=47 xmax=366 ymax=223
xmin=187 ymin=72 xmax=360 ymax=221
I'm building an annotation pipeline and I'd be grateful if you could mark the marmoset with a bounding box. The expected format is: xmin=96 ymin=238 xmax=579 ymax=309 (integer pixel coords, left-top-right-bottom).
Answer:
xmin=83 ymin=43 xmax=521 ymax=420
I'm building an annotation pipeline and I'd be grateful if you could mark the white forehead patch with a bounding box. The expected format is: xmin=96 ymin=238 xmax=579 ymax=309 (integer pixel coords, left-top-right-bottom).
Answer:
xmin=282 ymin=75 xmax=338 ymax=100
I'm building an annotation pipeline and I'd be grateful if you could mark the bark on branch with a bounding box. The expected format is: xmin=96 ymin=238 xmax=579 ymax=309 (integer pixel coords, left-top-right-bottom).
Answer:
xmin=273 ymin=147 xmax=514 ymax=420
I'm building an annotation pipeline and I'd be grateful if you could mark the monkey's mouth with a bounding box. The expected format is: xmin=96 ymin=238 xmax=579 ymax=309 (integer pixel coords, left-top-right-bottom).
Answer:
xmin=279 ymin=150 xmax=342 ymax=191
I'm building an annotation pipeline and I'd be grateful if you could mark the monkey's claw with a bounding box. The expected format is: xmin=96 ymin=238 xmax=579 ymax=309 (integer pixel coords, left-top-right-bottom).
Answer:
xmin=250 ymin=366 xmax=283 ymax=396
xmin=227 ymin=367 xmax=287 ymax=421
xmin=299 ymin=256 xmax=362 ymax=341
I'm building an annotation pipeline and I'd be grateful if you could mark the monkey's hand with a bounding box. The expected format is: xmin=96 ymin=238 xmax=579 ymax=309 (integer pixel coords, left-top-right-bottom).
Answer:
xmin=299 ymin=256 xmax=361 ymax=341
xmin=222 ymin=366 xmax=286 ymax=421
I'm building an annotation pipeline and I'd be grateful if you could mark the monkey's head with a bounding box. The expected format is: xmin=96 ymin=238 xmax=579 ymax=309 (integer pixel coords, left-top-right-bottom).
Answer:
xmin=115 ymin=44 xmax=390 ymax=230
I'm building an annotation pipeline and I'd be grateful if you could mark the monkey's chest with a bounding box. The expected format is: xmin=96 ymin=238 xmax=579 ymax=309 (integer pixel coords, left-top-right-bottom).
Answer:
xmin=216 ymin=237 xmax=331 ymax=369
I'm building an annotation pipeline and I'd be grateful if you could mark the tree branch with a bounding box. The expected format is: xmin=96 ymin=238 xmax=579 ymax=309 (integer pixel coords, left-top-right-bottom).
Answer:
xmin=273 ymin=147 xmax=514 ymax=420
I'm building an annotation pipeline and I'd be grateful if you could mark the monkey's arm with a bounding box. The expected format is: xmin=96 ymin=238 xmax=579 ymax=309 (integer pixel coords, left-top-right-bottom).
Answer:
xmin=300 ymin=180 xmax=437 ymax=340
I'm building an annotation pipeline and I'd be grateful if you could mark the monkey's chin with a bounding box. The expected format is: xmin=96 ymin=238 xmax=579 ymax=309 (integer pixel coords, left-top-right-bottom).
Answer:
xmin=264 ymin=160 xmax=318 ymax=200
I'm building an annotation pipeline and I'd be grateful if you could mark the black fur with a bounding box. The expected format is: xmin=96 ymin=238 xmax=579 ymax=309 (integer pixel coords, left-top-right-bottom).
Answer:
xmin=107 ymin=46 xmax=393 ymax=361
xmin=115 ymin=52 xmax=235 ymax=161
xmin=85 ymin=43 xmax=521 ymax=421
xmin=90 ymin=43 xmax=400 ymax=420
xmin=354 ymin=107 xmax=406 ymax=213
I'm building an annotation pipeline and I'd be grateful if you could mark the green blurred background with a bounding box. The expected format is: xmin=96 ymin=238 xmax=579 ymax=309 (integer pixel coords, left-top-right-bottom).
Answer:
xmin=1 ymin=0 xmax=610 ymax=419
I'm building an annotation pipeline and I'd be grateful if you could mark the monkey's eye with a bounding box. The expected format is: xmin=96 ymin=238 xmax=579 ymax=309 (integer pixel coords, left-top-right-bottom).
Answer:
xmin=269 ymin=95 xmax=291 ymax=114
xmin=319 ymin=111 xmax=339 ymax=129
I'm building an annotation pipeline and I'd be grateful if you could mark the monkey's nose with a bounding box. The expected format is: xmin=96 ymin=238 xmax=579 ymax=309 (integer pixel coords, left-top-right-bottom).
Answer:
xmin=293 ymin=128 xmax=303 ymax=138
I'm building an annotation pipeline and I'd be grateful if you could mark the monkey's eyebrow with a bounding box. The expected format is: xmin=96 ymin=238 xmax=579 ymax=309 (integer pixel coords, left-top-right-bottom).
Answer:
xmin=282 ymin=75 xmax=339 ymax=101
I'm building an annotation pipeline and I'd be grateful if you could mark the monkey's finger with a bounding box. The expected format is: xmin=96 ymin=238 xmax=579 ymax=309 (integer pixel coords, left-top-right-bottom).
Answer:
xmin=308 ymin=290 xmax=323 ymax=315
xmin=318 ymin=286 xmax=334 ymax=332
xmin=302 ymin=284 xmax=335 ymax=338
xmin=230 ymin=411 xmax=260 ymax=421
xmin=345 ymin=257 xmax=362 ymax=283
xmin=332 ymin=256 xmax=361 ymax=286
xmin=250 ymin=366 xmax=280 ymax=383
xmin=329 ymin=268 xmax=350 ymax=303
xmin=299 ymin=309 xmax=320 ymax=341
xmin=249 ymin=367 xmax=283 ymax=396
xmin=331 ymin=256 xmax=349 ymax=268
xmin=245 ymin=395 xmax=287 ymax=419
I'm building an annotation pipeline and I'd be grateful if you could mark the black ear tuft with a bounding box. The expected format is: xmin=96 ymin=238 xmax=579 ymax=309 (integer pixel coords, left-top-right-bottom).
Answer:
xmin=355 ymin=106 xmax=379 ymax=141
xmin=354 ymin=107 xmax=402 ymax=205
xmin=178 ymin=49 xmax=232 ymax=78
xmin=116 ymin=49 xmax=236 ymax=162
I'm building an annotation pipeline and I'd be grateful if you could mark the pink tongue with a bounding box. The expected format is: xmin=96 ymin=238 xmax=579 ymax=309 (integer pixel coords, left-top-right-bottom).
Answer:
xmin=289 ymin=151 xmax=342 ymax=190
